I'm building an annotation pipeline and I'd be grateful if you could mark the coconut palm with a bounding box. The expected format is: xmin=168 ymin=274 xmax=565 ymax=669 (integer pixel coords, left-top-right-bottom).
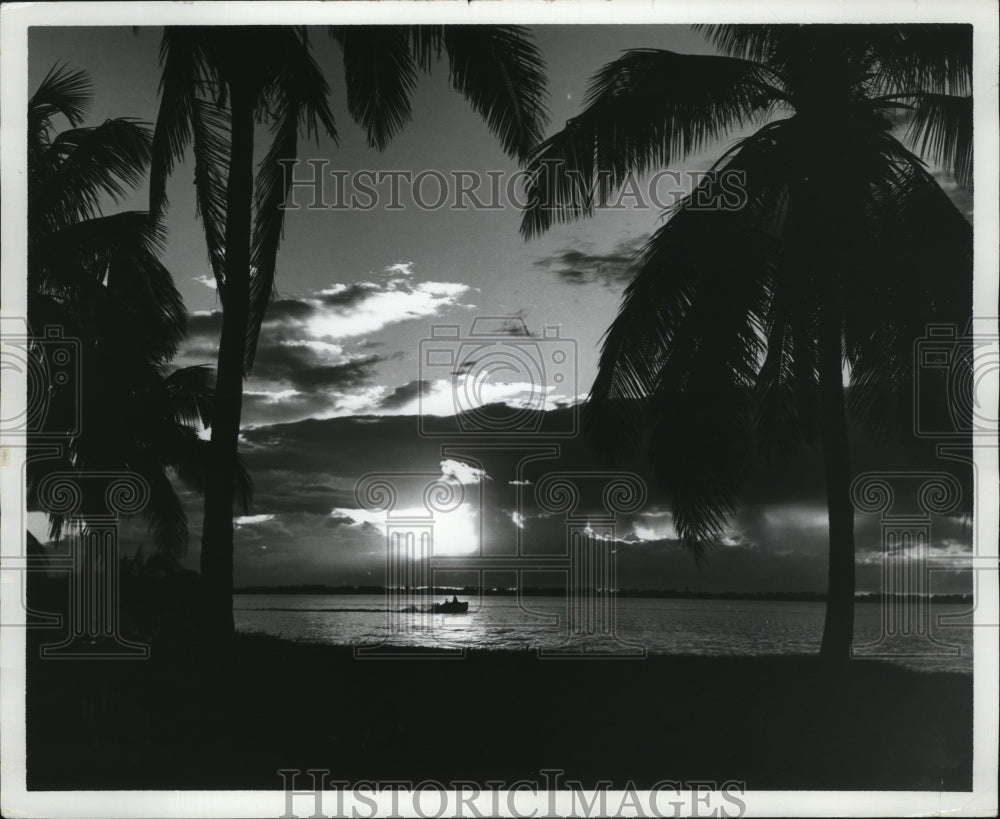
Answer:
xmin=150 ymin=25 xmax=547 ymax=637
xmin=27 ymin=64 xmax=249 ymax=554
xmin=520 ymin=24 xmax=972 ymax=661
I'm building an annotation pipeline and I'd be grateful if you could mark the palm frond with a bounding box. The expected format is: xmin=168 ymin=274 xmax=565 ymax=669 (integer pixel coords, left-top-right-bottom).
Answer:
xmin=33 ymin=119 xmax=151 ymax=231
xmin=169 ymin=430 xmax=253 ymax=514
xmin=752 ymin=197 xmax=822 ymax=453
xmin=332 ymin=26 xmax=418 ymax=151
xmin=233 ymin=453 xmax=253 ymax=514
xmin=333 ymin=24 xmax=546 ymax=160
xmin=190 ymin=97 xmax=231 ymax=287
xmin=246 ymin=99 xmax=298 ymax=373
xmin=440 ymin=26 xmax=548 ymax=161
xmin=903 ymin=92 xmax=972 ymax=189
xmin=277 ymin=29 xmax=338 ymax=143
xmin=29 ymin=64 xmax=91 ymax=150
xmin=163 ymin=365 xmax=216 ymax=429
xmin=141 ymin=467 xmax=190 ymax=555
xmin=105 ymin=244 xmax=188 ymax=364
xmin=695 ymin=25 xmax=790 ymax=64
xmin=844 ymin=140 xmax=972 ymax=439
xmin=520 ymin=49 xmax=781 ymax=237
xmin=245 ymin=33 xmax=338 ymax=372
xmin=30 ymin=211 xmax=187 ymax=362
xmin=868 ymin=24 xmax=972 ymax=97
xmin=151 ymin=28 xmax=218 ymax=219
xmin=587 ymin=170 xmax=777 ymax=555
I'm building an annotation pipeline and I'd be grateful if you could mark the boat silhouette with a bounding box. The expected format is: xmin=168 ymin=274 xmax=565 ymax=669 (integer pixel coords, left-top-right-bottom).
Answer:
xmin=432 ymin=595 xmax=469 ymax=614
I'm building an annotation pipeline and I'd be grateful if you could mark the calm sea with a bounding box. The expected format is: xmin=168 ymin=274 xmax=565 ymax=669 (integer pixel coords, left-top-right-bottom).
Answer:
xmin=234 ymin=594 xmax=973 ymax=673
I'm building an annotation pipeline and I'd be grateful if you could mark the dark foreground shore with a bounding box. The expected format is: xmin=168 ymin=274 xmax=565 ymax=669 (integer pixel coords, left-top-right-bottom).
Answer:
xmin=27 ymin=632 xmax=972 ymax=791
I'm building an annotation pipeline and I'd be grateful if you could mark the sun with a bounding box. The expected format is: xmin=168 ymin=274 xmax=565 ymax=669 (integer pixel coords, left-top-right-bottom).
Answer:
xmin=429 ymin=505 xmax=480 ymax=556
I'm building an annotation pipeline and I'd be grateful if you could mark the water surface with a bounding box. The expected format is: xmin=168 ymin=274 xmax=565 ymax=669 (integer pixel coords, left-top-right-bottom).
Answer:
xmin=235 ymin=594 xmax=973 ymax=673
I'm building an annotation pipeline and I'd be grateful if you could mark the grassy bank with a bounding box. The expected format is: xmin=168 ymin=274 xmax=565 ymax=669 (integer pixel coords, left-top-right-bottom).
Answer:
xmin=27 ymin=632 xmax=972 ymax=791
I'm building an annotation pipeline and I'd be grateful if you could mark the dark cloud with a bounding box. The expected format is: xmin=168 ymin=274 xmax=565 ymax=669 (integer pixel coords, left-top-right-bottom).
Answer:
xmin=186 ymin=311 xmax=224 ymax=337
xmin=466 ymin=314 xmax=534 ymax=337
xmin=177 ymin=275 xmax=471 ymax=426
xmin=249 ymin=476 xmax=356 ymax=515
xmin=318 ymin=282 xmax=380 ymax=307
xmin=117 ymin=399 xmax=974 ymax=592
xmin=379 ymin=379 xmax=432 ymax=409
xmin=452 ymin=359 xmax=478 ymax=376
xmin=222 ymin=399 xmax=975 ymax=590
xmin=496 ymin=316 xmax=533 ymax=336
xmin=248 ymin=342 xmax=317 ymax=374
xmin=287 ymin=355 xmax=381 ymax=390
xmin=263 ymin=298 xmax=316 ymax=322
xmin=184 ymin=333 xmax=382 ymax=395
xmin=535 ymin=237 xmax=645 ymax=286
xmin=187 ymin=299 xmax=315 ymax=346
xmin=241 ymin=392 xmax=335 ymax=427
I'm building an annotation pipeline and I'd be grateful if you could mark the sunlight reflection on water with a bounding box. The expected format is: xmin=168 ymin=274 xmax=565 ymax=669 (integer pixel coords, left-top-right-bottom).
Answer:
xmin=234 ymin=594 xmax=973 ymax=673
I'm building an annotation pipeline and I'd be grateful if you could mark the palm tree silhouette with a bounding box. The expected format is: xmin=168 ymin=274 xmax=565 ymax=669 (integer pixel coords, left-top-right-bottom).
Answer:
xmin=150 ymin=26 xmax=548 ymax=637
xmin=520 ymin=25 xmax=972 ymax=661
xmin=27 ymin=64 xmax=250 ymax=554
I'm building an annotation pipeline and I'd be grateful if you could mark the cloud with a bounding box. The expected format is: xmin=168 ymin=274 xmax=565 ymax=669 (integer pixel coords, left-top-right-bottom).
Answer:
xmin=235 ymin=514 xmax=275 ymax=526
xmin=243 ymin=339 xmax=383 ymax=391
xmin=379 ymin=379 xmax=432 ymax=409
xmin=187 ymin=311 xmax=224 ymax=336
xmin=178 ymin=264 xmax=471 ymax=426
xmin=245 ymin=389 xmax=301 ymax=403
xmin=235 ymin=376 xmax=582 ymax=428
xmin=180 ymin=272 xmax=582 ymax=430
xmin=856 ymin=533 xmax=974 ymax=567
xmin=386 ymin=379 xmax=581 ymax=419
xmin=440 ymin=458 xmax=490 ymax=485
xmin=328 ymin=505 xmax=480 ymax=556
xmin=262 ymin=298 xmax=317 ymax=321
xmin=631 ymin=511 xmax=678 ymax=542
xmin=130 ymin=405 xmax=970 ymax=592
xmin=535 ymin=237 xmax=645 ymax=287
xmin=284 ymin=356 xmax=382 ymax=390
xmin=484 ymin=314 xmax=534 ymax=337
xmin=310 ymin=279 xmax=469 ymax=339
xmin=316 ymin=282 xmax=381 ymax=308
xmin=192 ymin=274 xmax=217 ymax=290
xmin=188 ymin=276 xmax=468 ymax=355
xmin=384 ymin=261 xmax=415 ymax=277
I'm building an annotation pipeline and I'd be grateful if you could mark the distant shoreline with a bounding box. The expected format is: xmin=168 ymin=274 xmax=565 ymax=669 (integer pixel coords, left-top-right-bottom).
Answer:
xmin=233 ymin=584 xmax=973 ymax=603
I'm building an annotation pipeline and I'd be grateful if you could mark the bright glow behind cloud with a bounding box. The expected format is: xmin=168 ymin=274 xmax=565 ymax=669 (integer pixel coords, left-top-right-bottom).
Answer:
xmin=309 ymin=280 xmax=469 ymax=340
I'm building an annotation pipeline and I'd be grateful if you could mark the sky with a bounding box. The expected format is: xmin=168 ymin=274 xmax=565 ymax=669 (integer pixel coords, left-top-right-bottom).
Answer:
xmin=27 ymin=25 xmax=974 ymax=592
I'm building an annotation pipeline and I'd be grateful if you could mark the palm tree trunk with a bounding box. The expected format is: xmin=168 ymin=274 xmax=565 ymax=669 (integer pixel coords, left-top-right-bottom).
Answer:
xmin=818 ymin=301 xmax=855 ymax=662
xmin=200 ymin=80 xmax=254 ymax=640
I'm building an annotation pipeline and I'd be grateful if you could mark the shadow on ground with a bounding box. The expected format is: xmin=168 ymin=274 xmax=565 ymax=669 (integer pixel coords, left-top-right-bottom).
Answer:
xmin=26 ymin=631 xmax=972 ymax=791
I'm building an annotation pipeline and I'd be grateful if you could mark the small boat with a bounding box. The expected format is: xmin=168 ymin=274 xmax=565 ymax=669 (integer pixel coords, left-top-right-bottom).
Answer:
xmin=432 ymin=596 xmax=469 ymax=614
